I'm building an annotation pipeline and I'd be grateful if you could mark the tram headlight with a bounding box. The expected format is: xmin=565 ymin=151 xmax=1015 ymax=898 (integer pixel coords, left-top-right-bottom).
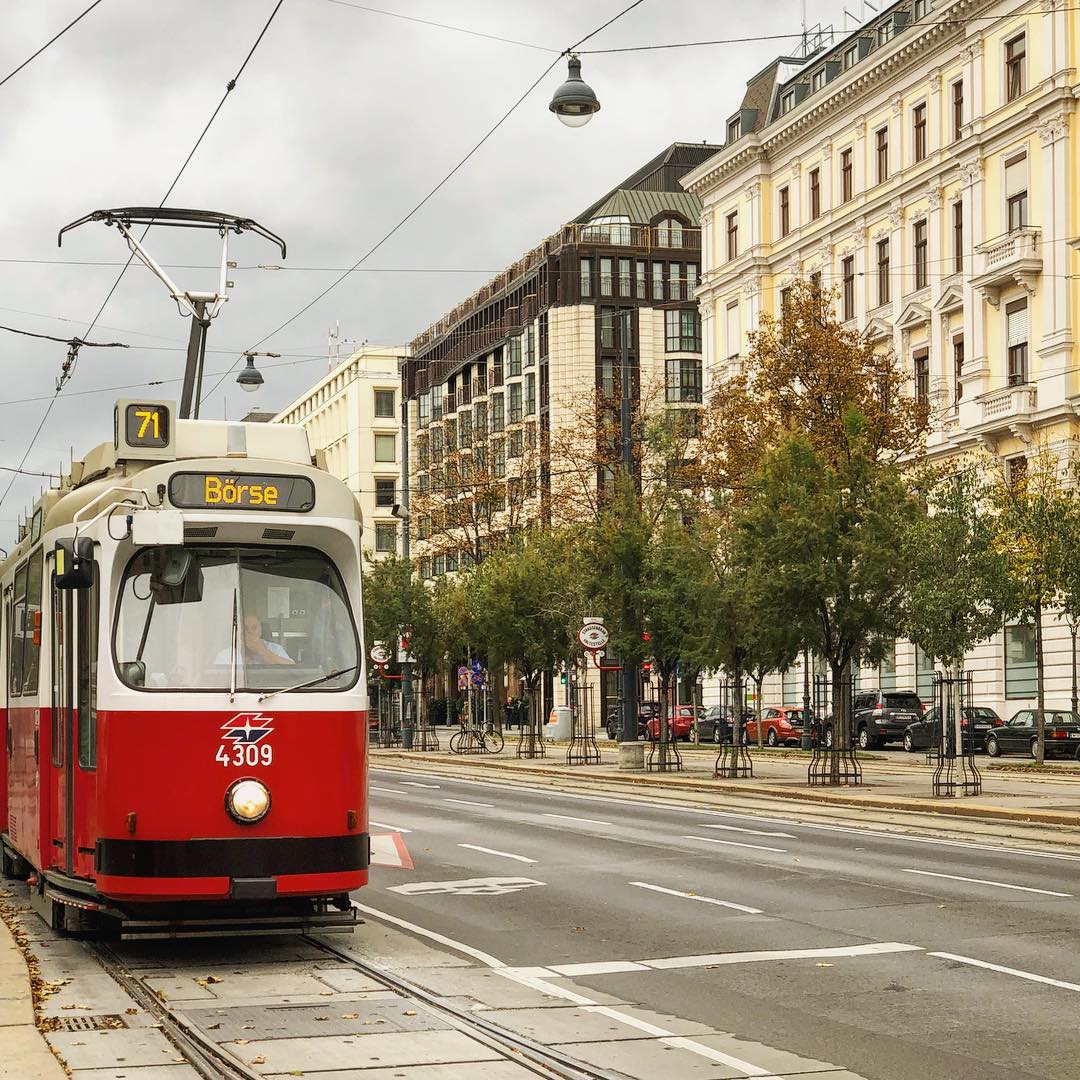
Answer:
xmin=225 ymin=778 xmax=271 ymax=824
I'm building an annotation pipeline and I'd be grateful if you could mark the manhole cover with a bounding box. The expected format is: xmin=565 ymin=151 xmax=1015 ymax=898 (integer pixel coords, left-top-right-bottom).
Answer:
xmin=53 ymin=1014 xmax=126 ymax=1032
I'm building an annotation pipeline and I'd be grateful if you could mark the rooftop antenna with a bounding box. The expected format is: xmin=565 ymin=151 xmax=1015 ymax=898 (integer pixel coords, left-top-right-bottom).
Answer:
xmin=58 ymin=208 xmax=286 ymax=420
xmin=328 ymin=320 xmax=341 ymax=373
xmin=863 ymin=1 xmax=878 ymax=15
xmin=801 ymin=0 xmax=808 ymax=55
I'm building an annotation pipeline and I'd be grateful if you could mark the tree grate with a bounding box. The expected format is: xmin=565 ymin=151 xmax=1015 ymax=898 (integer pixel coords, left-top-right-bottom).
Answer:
xmin=52 ymin=1013 xmax=126 ymax=1031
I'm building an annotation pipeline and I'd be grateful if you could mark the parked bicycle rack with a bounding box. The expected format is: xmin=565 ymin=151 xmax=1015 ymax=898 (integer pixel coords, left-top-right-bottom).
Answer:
xmin=517 ymin=688 xmax=546 ymax=759
xmin=714 ymin=677 xmax=752 ymax=778
xmin=930 ymin=671 xmax=982 ymax=797
xmin=807 ymin=672 xmax=862 ymax=786
xmin=567 ymin=676 xmax=602 ymax=766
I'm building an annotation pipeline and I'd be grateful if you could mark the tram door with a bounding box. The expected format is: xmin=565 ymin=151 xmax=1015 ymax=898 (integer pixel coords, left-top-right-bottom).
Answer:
xmin=50 ymin=573 xmax=74 ymax=875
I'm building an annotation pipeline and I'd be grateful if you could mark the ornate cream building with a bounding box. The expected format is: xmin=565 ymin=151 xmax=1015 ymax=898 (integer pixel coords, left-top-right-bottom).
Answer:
xmin=685 ymin=0 xmax=1078 ymax=714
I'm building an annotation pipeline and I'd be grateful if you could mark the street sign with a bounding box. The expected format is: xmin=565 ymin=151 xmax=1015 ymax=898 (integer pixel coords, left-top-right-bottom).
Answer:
xmin=578 ymin=622 xmax=610 ymax=651
xmin=458 ymin=665 xmax=470 ymax=691
xmin=369 ymin=644 xmax=391 ymax=666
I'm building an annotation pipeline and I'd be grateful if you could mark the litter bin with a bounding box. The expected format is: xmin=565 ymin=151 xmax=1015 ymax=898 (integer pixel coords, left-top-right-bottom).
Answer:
xmin=545 ymin=706 xmax=573 ymax=740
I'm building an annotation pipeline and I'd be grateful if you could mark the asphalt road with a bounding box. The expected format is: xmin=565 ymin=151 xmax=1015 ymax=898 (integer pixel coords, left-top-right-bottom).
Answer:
xmin=365 ymin=764 xmax=1080 ymax=1080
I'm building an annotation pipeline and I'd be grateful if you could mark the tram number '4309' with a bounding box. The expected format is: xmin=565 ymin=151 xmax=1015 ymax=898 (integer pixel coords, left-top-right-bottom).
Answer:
xmin=216 ymin=743 xmax=273 ymax=768
xmin=215 ymin=713 xmax=275 ymax=767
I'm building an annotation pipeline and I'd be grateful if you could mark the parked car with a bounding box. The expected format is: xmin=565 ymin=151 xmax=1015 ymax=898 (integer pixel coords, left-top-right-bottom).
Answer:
xmin=746 ymin=707 xmax=807 ymax=747
xmin=605 ymin=701 xmax=659 ymax=741
xmin=902 ymin=706 xmax=1003 ymax=753
xmin=984 ymin=709 xmax=1080 ymax=759
xmin=643 ymin=705 xmax=708 ymax=742
xmin=851 ymin=689 xmax=925 ymax=750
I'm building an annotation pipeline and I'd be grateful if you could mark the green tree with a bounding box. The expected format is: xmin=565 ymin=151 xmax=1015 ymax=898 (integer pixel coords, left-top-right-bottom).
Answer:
xmin=735 ymin=428 xmax=918 ymax=752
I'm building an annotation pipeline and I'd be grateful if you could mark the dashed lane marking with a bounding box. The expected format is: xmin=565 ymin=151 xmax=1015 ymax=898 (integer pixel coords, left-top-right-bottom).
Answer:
xmin=370 ymin=820 xmax=413 ymax=833
xmin=444 ymin=798 xmax=496 ymax=808
xmin=683 ymin=835 xmax=788 ymax=853
xmin=629 ymin=880 xmax=764 ymax=914
xmin=930 ymin=952 xmax=1080 ymax=993
xmin=901 ymin=868 xmax=1072 ymax=897
xmin=458 ymin=843 xmax=537 ymax=864
xmin=400 ymin=781 xmax=441 ymax=788
xmin=695 ymin=822 xmax=796 ymax=838
xmin=542 ymin=813 xmax=613 ymax=826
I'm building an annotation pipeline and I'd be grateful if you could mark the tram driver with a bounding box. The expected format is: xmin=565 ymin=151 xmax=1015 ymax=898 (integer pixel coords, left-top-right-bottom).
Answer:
xmin=215 ymin=613 xmax=295 ymax=667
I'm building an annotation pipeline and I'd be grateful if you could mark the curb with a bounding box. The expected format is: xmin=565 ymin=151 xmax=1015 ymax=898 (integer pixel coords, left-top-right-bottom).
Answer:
xmin=373 ymin=750 xmax=1080 ymax=829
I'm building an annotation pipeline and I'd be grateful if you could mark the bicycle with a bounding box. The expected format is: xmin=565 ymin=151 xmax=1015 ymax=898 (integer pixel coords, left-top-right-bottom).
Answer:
xmin=449 ymin=727 xmax=504 ymax=754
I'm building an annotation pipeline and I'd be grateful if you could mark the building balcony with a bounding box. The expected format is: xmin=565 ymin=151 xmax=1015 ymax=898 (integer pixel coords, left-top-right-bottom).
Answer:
xmin=971 ymin=227 xmax=1042 ymax=307
xmin=972 ymin=382 xmax=1037 ymax=446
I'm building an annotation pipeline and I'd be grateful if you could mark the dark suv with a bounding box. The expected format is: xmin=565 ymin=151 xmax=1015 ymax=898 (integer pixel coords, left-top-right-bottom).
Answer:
xmin=852 ymin=689 xmax=924 ymax=750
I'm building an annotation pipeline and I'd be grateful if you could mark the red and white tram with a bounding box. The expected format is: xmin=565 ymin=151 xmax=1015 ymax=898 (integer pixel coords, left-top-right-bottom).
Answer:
xmin=0 ymin=399 xmax=369 ymax=936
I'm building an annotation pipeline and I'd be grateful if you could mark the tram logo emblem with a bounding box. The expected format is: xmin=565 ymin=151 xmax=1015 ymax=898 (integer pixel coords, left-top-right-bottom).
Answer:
xmin=220 ymin=713 xmax=274 ymax=745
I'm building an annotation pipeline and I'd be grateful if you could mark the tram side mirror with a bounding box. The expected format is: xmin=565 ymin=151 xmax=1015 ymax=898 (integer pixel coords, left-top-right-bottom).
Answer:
xmin=149 ymin=549 xmax=202 ymax=605
xmin=120 ymin=661 xmax=145 ymax=687
xmin=54 ymin=537 xmax=94 ymax=591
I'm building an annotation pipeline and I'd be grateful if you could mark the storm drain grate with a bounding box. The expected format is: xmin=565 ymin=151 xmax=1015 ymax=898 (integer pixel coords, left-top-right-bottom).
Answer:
xmin=52 ymin=1014 xmax=126 ymax=1032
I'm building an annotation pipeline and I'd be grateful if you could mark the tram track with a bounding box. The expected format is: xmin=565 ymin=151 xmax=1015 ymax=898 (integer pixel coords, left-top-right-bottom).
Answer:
xmin=88 ymin=932 xmax=623 ymax=1080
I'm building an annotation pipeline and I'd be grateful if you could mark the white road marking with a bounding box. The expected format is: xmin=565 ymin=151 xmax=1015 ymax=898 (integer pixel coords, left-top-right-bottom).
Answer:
xmin=400 ymin=781 xmax=440 ymax=788
xmin=641 ymin=941 xmax=923 ymax=971
xmin=459 ymin=843 xmax=537 ymax=864
xmin=696 ymin=822 xmax=796 ymax=838
xmin=660 ymin=1036 xmax=774 ymax=1076
xmin=371 ymin=786 xmax=407 ymax=794
xmin=629 ymin=880 xmax=763 ymax=914
xmin=444 ymin=798 xmax=495 ymax=808
xmin=931 ymin=952 xmax=1080 ymax=993
xmin=550 ymin=960 xmax=647 ymax=976
xmin=370 ymin=820 xmax=412 ymax=834
xmin=542 ymin=813 xmax=613 ymax=826
xmin=352 ymin=903 xmax=504 ymax=969
xmin=387 ymin=877 xmax=544 ymax=897
xmin=684 ymin=835 xmax=788 ymax=853
xmin=369 ymin=833 xmax=413 ymax=869
xmin=901 ymin=868 xmax=1072 ymax=897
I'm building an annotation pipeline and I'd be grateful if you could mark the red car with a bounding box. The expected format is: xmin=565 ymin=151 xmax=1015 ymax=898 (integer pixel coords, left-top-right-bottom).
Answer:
xmin=745 ymin=707 xmax=806 ymax=747
xmin=644 ymin=705 xmax=704 ymax=741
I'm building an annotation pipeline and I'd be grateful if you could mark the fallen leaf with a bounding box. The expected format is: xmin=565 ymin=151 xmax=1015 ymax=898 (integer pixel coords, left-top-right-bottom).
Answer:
xmin=251 ymin=1056 xmax=266 ymax=1065
xmin=125 ymin=1008 xmax=139 ymax=1016
xmin=815 ymin=962 xmax=833 ymax=968
xmin=242 ymin=1023 xmax=255 ymax=1030
xmin=341 ymin=1013 xmax=359 ymax=1020
xmin=572 ymin=927 xmax=586 ymax=933
xmin=314 ymin=1016 xmax=329 ymax=1021
xmin=205 ymin=975 xmax=224 ymax=985
xmin=319 ymin=991 xmax=333 ymax=996
xmin=403 ymin=1010 xmax=417 ymax=1017
xmin=206 ymin=1023 xmax=220 ymax=1030
xmin=235 ymin=1038 xmax=249 ymax=1045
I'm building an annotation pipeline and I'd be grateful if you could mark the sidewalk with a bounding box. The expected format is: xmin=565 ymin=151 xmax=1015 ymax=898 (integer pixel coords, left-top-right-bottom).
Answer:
xmin=0 ymin=897 xmax=66 ymax=1079
xmin=372 ymin=736 xmax=1080 ymax=833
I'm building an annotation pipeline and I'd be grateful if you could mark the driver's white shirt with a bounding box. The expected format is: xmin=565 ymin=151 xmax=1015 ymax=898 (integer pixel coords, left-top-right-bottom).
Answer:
xmin=214 ymin=639 xmax=291 ymax=664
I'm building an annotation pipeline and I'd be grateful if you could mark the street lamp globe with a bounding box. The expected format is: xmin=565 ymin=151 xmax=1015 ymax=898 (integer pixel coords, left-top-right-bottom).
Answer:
xmin=549 ymin=55 xmax=600 ymax=128
xmin=236 ymin=354 xmax=264 ymax=392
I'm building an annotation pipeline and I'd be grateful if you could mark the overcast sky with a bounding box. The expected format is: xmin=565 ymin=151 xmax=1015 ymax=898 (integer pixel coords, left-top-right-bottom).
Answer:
xmin=0 ymin=0 xmax=853 ymax=539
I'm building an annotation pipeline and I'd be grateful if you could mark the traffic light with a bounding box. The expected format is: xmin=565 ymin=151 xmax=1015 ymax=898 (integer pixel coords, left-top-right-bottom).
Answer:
xmin=642 ymin=630 xmax=651 ymax=643
xmin=560 ymin=671 xmax=568 ymax=685
xmin=641 ymin=660 xmax=652 ymax=678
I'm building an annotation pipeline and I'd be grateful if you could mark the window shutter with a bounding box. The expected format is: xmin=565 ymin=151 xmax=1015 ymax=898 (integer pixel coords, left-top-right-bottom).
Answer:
xmin=1007 ymin=300 xmax=1028 ymax=345
xmin=1005 ymin=153 xmax=1028 ymax=197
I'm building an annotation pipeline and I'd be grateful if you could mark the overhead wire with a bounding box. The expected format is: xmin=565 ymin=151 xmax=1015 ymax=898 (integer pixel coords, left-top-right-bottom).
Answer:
xmin=201 ymin=0 xmax=654 ymax=408
xmin=0 ymin=0 xmax=287 ymax=513
xmin=0 ymin=0 xmax=106 ymax=91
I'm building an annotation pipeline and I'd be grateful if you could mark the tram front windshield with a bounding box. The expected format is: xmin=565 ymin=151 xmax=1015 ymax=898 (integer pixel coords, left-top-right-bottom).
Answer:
xmin=114 ymin=546 xmax=358 ymax=692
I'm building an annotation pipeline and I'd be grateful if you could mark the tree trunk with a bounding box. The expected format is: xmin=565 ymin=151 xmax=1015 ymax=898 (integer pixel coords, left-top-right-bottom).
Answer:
xmin=1035 ymin=596 xmax=1046 ymax=765
xmin=831 ymin=660 xmax=849 ymax=751
xmin=753 ymin=673 xmax=765 ymax=749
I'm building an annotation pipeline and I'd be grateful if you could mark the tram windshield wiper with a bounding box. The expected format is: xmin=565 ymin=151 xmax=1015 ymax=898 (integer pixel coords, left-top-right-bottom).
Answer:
xmin=228 ymin=588 xmax=239 ymax=703
xmin=257 ymin=665 xmax=359 ymax=703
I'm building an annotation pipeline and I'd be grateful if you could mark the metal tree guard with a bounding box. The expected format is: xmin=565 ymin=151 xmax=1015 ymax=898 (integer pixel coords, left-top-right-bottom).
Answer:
xmin=807 ymin=671 xmax=862 ymax=786
xmin=566 ymin=673 xmax=602 ymax=765
xmin=714 ymin=675 xmax=753 ymax=778
xmin=646 ymin=676 xmax=683 ymax=772
xmin=517 ymin=684 xmax=546 ymax=759
xmin=931 ymin=671 xmax=982 ymax=797
xmin=411 ymin=691 xmax=440 ymax=752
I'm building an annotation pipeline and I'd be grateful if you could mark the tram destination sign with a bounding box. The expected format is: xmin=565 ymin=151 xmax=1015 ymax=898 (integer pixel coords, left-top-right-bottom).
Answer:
xmin=168 ymin=471 xmax=316 ymax=512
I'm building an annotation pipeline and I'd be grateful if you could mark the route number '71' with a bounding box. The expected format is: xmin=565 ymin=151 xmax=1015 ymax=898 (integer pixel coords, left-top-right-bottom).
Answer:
xmin=135 ymin=409 xmax=160 ymax=439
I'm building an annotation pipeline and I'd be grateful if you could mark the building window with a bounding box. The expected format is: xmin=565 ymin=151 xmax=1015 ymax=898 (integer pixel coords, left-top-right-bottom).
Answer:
xmin=618 ymin=258 xmax=631 ymax=295
xmin=1005 ymin=152 xmax=1028 ymax=231
xmin=418 ymin=391 xmax=431 ymax=427
xmin=843 ymin=44 xmax=857 ymax=69
xmin=779 ymin=286 xmax=792 ymax=320
xmin=665 ymin=357 xmax=702 ymax=402
xmin=599 ymin=309 xmax=615 ymax=349
xmin=842 ymin=256 xmax=855 ymax=320
xmin=953 ymin=336 xmax=964 ymax=404
xmin=525 ymin=323 xmax=536 ymax=366
xmin=420 ymin=557 xmax=431 ymax=579
xmin=473 ymin=401 xmax=486 ymax=440
xmin=374 ymin=389 xmax=395 ymax=418
xmin=669 ymin=262 xmax=683 ymax=300
xmin=809 ymin=167 xmax=821 ymax=220
xmin=635 ymin=259 xmax=646 ymax=297
xmin=811 ymin=68 xmax=825 ymax=92
xmin=876 ymin=238 xmax=890 ymax=306
xmin=686 ymin=263 xmax=698 ymax=297
xmin=875 ymin=127 xmax=889 ymax=183
xmin=459 ymin=412 xmax=472 ymax=447
xmin=879 ymin=643 xmax=897 ymax=691
xmin=878 ymin=18 xmax=893 ymax=45
xmin=913 ymin=219 xmax=928 ymax=290
xmin=1006 ymin=455 xmax=1027 ymax=490
xmin=430 ymin=426 xmax=443 ymax=463
xmin=781 ymin=90 xmax=795 ymax=114
xmin=508 ymin=428 xmax=523 ymax=458
xmin=914 ymin=350 xmax=929 ymax=406
xmin=951 ymin=79 xmax=963 ymax=141
xmin=953 ymin=201 xmax=964 ymax=273
xmin=1006 ymin=298 xmax=1029 ymax=384
xmin=656 ymin=217 xmax=684 ymax=247
xmin=665 ymin=309 xmax=702 ymax=353
xmin=782 ymin=666 xmax=799 ymax=706
xmin=509 ymin=382 xmax=522 ymax=422
xmin=652 ymin=262 xmax=664 ymax=300
xmin=375 ymin=478 xmax=395 ymax=507
xmin=433 ymin=555 xmax=445 ymax=577
xmin=490 ymin=393 xmax=505 ymax=432
xmin=726 ymin=212 xmax=738 ymax=260
xmin=913 ymin=0 xmax=930 ymax=19
xmin=779 ymin=186 xmax=790 ymax=237
xmin=840 ymin=148 xmax=852 ymax=202
xmin=508 ymin=335 xmax=522 ymax=377
xmin=727 ymin=116 xmax=740 ymax=142
xmin=493 ymin=438 xmax=506 ymax=478
xmin=1005 ymin=623 xmax=1036 ymax=698
xmin=912 ymin=102 xmax=927 ymax=162
xmin=915 ymin=644 xmax=935 ymax=702
xmin=431 ymin=383 xmax=444 ymax=420
xmin=579 ymin=257 xmax=592 ymax=297
xmin=374 ymin=523 xmax=396 ymax=554
xmin=1005 ymin=33 xmax=1026 ymax=102
xmin=374 ymin=433 xmax=395 ymax=462
xmin=600 ymin=257 xmax=613 ymax=296
xmin=525 ymin=372 xmax=536 ymax=415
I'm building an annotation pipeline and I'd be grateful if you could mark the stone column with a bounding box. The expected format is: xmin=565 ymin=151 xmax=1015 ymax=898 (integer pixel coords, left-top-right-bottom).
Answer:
xmin=818 ymin=139 xmax=833 ymax=217
xmin=889 ymin=199 xmax=905 ymax=359
xmin=958 ymin=158 xmax=987 ymax=426
xmin=1036 ymin=109 xmax=1072 ymax=405
xmin=927 ymin=68 xmax=942 ymax=154
xmin=928 ymin=187 xmax=945 ymax=386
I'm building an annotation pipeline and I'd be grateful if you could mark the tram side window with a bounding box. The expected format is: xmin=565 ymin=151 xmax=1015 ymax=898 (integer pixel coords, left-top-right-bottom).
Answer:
xmin=77 ymin=565 xmax=98 ymax=769
xmin=8 ymin=550 xmax=43 ymax=698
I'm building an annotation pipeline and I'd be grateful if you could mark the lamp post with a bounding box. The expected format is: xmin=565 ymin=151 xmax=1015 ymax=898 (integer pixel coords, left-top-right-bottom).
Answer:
xmin=1070 ymin=617 xmax=1079 ymax=718
xmin=801 ymin=647 xmax=813 ymax=750
xmin=397 ymin=357 xmax=414 ymax=749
